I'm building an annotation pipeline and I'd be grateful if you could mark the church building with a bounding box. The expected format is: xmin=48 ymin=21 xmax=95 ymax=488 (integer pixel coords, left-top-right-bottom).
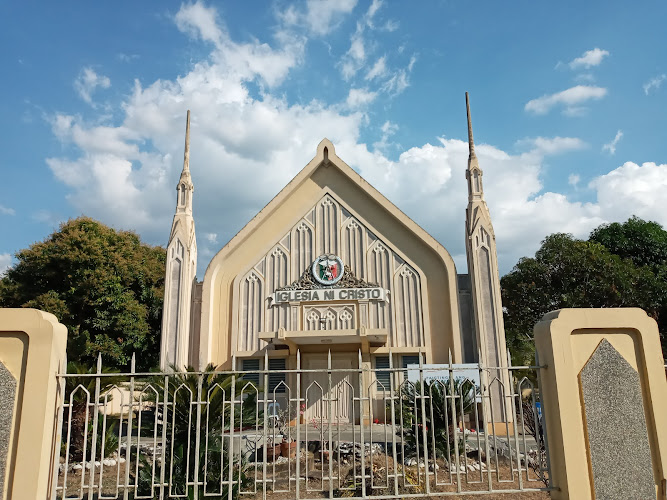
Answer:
xmin=160 ymin=94 xmax=509 ymax=422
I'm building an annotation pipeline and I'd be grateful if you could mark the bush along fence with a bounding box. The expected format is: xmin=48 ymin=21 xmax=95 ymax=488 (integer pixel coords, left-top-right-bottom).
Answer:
xmin=52 ymin=350 xmax=551 ymax=500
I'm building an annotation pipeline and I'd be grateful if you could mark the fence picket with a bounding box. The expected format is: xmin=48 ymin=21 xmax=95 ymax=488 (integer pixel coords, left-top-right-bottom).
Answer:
xmin=52 ymin=355 xmax=551 ymax=499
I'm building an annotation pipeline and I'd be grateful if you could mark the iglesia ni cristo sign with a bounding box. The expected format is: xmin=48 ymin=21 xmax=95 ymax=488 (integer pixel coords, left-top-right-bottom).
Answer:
xmin=269 ymin=254 xmax=390 ymax=305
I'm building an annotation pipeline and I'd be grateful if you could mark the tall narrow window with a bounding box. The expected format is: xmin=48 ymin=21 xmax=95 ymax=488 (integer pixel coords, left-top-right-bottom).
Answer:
xmin=268 ymin=358 xmax=286 ymax=393
xmin=179 ymin=184 xmax=186 ymax=205
xmin=375 ymin=355 xmax=391 ymax=391
xmin=242 ymin=359 xmax=260 ymax=388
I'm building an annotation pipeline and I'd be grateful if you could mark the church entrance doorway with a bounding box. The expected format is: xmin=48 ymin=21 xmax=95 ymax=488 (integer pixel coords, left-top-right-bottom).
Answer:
xmin=302 ymin=353 xmax=356 ymax=424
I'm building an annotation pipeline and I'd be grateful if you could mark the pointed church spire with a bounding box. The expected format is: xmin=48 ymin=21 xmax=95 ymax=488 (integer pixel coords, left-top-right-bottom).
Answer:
xmin=181 ymin=110 xmax=191 ymax=178
xmin=465 ymin=92 xmax=475 ymax=159
xmin=176 ymin=110 xmax=193 ymax=213
xmin=465 ymin=93 xmax=483 ymax=200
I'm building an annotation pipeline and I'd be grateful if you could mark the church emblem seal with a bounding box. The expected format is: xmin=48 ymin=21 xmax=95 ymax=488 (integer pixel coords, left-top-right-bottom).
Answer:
xmin=312 ymin=254 xmax=344 ymax=286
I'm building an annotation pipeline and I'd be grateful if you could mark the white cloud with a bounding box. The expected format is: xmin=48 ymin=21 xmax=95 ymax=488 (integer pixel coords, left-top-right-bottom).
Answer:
xmin=0 ymin=204 xmax=15 ymax=216
xmin=365 ymin=56 xmax=387 ymax=80
xmin=569 ymin=48 xmax=609 ymax=69
xmin=643 ymin=74 xmax=666 ymax=95
xmin=117 ymin=53 xmax=140 ymax=63
xmin=175 ymin=1 xmax=305 ymax=87
xmin=381 ymin=55 xmax=416 ymax=96
xmin=366 ymin=0 xmax=383 ymax=20
xmin=279 ymin=0 xmax=358 ymax=36
xmin=590 ymin=162 xmax=667 ymax=227
xmin=517 ymin=136 xmax=587 ymax=156
xmin=32 ymin=210 xmax=62 ymax=226
xmin=525 ymin=85 xmax=607 ymax=115
xmin=44 ymin=3 xmax=667 ymax=276
xmin=337 ymin=0 xmax=399 ymax=82
xmin=602 ymin=130 xmax=623 ymax=155
xmin=345 ymin=87 xmax=377 ymax=109
xmin=568 ymin=174 xmax=580 ymax=187
xmin=74 ymin=67 xmax=111 ymax=104
xmin=174 ymin=2 xmax=223 ymax=45
xmin=373 ymin=120 xmax=398 ymax=151
xmin=574 ymin=73 xmax=595 ymax=83
xmin=0 ymin=254 xmax=11 ymax=276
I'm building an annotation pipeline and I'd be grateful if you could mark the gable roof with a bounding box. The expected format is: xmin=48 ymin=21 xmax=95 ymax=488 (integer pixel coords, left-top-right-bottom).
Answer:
xmin=204 ymin=138 xmax=457 ymax=276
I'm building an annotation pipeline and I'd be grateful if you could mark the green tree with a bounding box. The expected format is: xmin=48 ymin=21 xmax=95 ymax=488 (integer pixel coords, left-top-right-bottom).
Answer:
xmin=0 ymin=217 xmax=166 ymax=371
xmin=502 ymin=222 xmax=667 ymax=364
xmin=590 ymin=216 xmax=667 ymax=270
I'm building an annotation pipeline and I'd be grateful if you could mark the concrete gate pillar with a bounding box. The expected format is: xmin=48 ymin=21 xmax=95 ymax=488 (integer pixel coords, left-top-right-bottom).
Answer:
xmin=0 ymin=308 xmax=67 ymax=500
xmin=534 ymin=308 xmax=667 ymax=500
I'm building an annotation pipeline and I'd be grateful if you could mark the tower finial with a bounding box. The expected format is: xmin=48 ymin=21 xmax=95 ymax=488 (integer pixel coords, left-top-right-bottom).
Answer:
xmin=465 ymin=92 xmax=475 ymax=158
xmin=183 ymin=110 xmax=191 ymax=172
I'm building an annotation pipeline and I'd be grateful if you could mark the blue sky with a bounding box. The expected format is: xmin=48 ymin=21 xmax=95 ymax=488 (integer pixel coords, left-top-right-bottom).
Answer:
xmin=1 ymin=0 xmax=666 ymax=277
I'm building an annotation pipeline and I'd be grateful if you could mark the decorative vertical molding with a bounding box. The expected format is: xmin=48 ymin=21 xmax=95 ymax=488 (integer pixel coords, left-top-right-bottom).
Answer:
xmin=265 ymin=246 xmax=290 ymax=332
xmin=367 ymin=241 xmax=392 ymax=333
xmin=318 ymin=196 xmax=338 ymax=255
xmin=341 ymin=218 xmax=364 ymax=278
xmin=292 ymin=220 xmax=314 ymax=281
xmin=392 ymin=264 xmax=423 ymax=347
xmin=239 ymin=271 xmax=264 ymax=351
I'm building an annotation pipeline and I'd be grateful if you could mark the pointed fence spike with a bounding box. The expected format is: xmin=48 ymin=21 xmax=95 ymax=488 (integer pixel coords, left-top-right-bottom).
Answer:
xmin=96 ymin=353 xmax=102 ymax=374
xmin=297 ymin=349 xmax=301 ymax=370
xmin=131 ymin=352 xmax=136 ymax=374
xmin=388 ymin=348 xmax=393 ymax=369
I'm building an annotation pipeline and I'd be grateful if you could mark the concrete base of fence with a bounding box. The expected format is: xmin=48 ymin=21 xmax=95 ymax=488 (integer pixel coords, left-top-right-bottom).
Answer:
xmin=0 ymin=308 xmax=67 ymax=500
xmin=535 ymin=308 xmax=667 ymax=500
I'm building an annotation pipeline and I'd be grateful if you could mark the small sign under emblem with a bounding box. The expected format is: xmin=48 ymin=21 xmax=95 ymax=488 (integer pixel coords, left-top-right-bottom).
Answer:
xmin=312 ymin=254 xmax=344 ymax=286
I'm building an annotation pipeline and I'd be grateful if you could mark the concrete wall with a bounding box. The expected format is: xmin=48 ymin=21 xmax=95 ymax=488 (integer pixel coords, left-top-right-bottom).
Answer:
xmin=0 ymin=308 xmax=67 ymax=500
xmin=535 ymin=308 xmax=667 ymax=500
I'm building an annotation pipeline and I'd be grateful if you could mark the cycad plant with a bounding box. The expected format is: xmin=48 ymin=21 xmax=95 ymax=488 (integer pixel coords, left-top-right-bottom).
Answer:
xmin=136 ymin=365 xmax=260 ymax=499
xmin=395 ymin=378 xmax=477 ymax=460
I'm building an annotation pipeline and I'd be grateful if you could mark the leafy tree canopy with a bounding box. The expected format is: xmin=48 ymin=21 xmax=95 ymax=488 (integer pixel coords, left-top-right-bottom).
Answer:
xmin=589 ymin=216 xmax=667 ymax=270
xmin=0 ymin=217 xmax=165 ymax=371
xmin=502 ymin=217 xmax=667 ymax=364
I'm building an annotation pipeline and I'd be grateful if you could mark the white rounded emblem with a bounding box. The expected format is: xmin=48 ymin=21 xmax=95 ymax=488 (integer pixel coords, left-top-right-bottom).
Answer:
xmin=312 ymin=254 xmax=344 ymax=286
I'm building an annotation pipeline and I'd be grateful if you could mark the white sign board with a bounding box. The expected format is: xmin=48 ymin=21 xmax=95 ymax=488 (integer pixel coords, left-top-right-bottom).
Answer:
xmin=270 ymin=287 xmax=389 ymax=305
xmin=406 ymin=363 xmax=481 ymax=401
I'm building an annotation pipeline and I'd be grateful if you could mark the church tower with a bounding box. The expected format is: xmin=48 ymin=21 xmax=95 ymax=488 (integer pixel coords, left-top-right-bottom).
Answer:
xmin=160 ymin=110 xmax=198 ymax=370
xmin=463 ymin=93 xmax=510 ymax=417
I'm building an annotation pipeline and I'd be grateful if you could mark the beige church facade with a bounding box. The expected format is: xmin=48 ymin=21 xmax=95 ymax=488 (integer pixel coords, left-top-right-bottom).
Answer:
xmin=160 ymin=95 xmax=509 ymax=422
